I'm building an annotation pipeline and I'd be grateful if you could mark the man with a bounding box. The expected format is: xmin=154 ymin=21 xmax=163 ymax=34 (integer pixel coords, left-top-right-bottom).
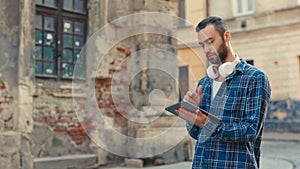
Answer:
xmin=175 ymin=16 xmax=271 ymax=169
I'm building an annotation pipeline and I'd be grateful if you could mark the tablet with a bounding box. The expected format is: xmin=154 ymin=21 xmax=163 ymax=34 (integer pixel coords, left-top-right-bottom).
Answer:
xmin=165 ymin=101 xmax=221 ymax=122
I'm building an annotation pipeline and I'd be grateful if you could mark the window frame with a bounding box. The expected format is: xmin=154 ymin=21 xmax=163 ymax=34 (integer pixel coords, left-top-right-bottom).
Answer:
xmin=298 ymin=56 xmax=300 ymax=99
xmin=179 ymin=65 xmax=189 ymax=101
xmin=35 ymin=0 xmax=88 ymax=80
xmin=232 ymin=0 xmax=255 ymax=17
xmin=246 ymin=59 xmax=254 ymax=66
xmin=35 ymin=11 xmax=58 ymax=78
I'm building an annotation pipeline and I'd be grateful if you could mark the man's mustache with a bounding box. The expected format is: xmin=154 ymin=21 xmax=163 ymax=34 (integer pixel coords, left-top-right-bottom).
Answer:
xmin=206 ymin=52 xmax=218 ymax=58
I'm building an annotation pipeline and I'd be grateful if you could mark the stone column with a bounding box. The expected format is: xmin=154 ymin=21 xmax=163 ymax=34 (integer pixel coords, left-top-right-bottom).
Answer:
xmin=0 ymin=0 xmax=34 ymax=168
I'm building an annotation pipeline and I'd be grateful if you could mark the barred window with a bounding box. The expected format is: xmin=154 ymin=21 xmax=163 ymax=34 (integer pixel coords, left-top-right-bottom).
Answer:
xmin=35 ymin=0 xmax=87 ymax=80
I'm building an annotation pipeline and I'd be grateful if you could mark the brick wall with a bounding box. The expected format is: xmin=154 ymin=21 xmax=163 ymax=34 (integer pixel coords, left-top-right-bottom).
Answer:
xmin=33 ymin=87 xmax=97 ymax=146
xmin=31 ymin=45 xmax=131 ymax=157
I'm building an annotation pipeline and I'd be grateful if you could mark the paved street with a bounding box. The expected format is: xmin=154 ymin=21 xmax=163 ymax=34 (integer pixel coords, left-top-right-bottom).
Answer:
xmin=261 ymin=141 xmax=300 ymax=169
xmin=101 ymin=132 xmax=300 ymax=169
xmin=261 ymin=132 xmax=300 ymax=169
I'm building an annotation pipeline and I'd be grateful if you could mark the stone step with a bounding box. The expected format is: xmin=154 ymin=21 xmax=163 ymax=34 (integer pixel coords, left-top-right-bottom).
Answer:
xmin=34 ymin=154 xmax=97 ymax=169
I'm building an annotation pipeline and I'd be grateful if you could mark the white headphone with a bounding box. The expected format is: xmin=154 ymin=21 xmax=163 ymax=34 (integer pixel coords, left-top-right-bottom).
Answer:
xmin=206 ymin=56 xmax=240 ymax=79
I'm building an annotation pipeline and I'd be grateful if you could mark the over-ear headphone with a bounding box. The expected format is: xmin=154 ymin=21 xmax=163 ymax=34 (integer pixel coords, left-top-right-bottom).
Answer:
xmin=206 ymin=56 xmax=240 ymax=79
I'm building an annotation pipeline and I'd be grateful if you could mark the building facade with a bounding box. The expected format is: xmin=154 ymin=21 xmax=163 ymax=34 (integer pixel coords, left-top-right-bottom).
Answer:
xmin=177 ymin=0 xmax=300 ymax=131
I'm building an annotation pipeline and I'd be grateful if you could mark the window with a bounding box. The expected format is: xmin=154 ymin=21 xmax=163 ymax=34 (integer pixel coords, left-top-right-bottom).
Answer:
xmin=179 ymin=66 xmax=189 ymax=101
xmin=298 ymin=56 xmax=300 ymax=98
xmin=35 ymin=0 xmax=87 ymax=79
xmin=246 ymin=59 xmax=254 ymax=65
xmin=298 ymin=0 xmax=300 ymax=6
xmin=233 ymin=0 xmax=255 ymax=16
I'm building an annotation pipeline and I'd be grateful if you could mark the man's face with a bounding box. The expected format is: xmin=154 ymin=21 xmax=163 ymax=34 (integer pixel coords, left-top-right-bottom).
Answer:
xmin=197 ymin=24 xmax=228 ymax=64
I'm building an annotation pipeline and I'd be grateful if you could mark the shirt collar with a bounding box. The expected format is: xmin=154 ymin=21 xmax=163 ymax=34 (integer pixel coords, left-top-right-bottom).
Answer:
xmin=225 ymin=58 xmax=246 ymax=80
xmin=236 ymin=58 xmax=246 ymax=73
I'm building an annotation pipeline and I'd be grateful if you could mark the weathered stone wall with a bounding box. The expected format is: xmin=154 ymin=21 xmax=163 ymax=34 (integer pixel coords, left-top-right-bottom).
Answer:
xmin=30 ymin=124 xmax=88 ymax=157
xmin=32 ymin=83 xmax=95 ymax=156
xmin=31 ymin=0 xmax=186 ymax=166
xmin=0 ymin=0 xmax=19 ymax=132
xmin=30 ymin=0 xmax=106 ymax=161
xmin=89 ymin=0 xmax=191 ymax=165
xmin=0 ymin=0 xmax=34 ymax=168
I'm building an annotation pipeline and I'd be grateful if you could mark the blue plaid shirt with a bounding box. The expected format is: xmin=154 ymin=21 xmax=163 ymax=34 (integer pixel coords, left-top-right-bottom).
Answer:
xmin=187 ymin=59 xmax=271 ymax=169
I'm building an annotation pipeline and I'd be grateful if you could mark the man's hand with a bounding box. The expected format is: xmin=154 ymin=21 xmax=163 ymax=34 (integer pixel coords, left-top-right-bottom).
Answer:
xmin=175 ymin=85 xmax=208 ymax=127
xmin=183 ymin=85 xmax=203 ymax=106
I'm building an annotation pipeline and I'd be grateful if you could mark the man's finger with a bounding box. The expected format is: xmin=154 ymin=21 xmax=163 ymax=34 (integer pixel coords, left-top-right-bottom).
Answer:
xmin=196 ymin=109 xmax=208 ymax=125
xmin=196 ymin=109 xmax=206 ymax=118
xmin=183 ymin=92 xmax=196 ymax=105
xmin=197 ymin=85 xmax=202 ymax=98
xmin=177 ymin=108 xmax=197 ymax=123
xmin=187 ymin=91 xmax=193 ymax=97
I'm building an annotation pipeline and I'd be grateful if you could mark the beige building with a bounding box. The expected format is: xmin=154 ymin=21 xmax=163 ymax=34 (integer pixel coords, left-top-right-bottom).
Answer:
xmin=177 ymin=0 xmax=207 ymax=95
xmin=177 ymin=0 xmax=300 ymax=126
xmin=178 ymin=0 xmax=300 ymax=101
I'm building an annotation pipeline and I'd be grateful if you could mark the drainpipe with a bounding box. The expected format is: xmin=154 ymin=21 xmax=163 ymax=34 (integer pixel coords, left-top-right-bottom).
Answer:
xmin=206 ymin=0 xmax=209 ymax=16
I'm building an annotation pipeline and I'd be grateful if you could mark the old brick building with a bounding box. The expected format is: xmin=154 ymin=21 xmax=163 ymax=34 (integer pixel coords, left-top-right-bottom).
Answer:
xmin=0 ymin=0 xmax=194 ymax=169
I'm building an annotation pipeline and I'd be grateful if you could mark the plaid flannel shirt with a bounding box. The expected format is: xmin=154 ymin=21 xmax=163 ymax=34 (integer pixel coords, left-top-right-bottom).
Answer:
xmin=187 ymin=59 xmax=271 ymax=169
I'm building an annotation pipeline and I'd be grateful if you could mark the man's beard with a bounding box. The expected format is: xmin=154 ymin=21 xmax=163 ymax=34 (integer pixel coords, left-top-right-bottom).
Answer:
xmin=210 ymin=43 xmax=228 ymax=64
xmin=218 ymin=44 xmax=228 ymax=63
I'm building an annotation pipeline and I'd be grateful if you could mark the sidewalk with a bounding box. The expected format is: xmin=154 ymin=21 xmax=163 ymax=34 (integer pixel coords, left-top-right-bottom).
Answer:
xmin=261 ymin=157 xmax=293 ymax=169
xmin=102 ymin=157 xmax=293 ymax=169
xmin=101 ymin=132 xmax=299 ymax=169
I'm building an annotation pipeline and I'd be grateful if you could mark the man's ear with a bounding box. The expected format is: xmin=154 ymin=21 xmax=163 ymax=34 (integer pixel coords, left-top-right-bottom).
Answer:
xmin=224 ymin=31 xmax=231 ymax=42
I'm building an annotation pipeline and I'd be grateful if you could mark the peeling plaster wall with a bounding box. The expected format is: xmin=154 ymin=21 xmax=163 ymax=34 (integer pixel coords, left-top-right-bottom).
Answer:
xmin=0 ymin=0 xmax=34 ymax=168
xmin=0 ymin=0 xmax=20 ymax=132
xmin=32 ymin=82 xmax=95 ymax=153
xmin=90 ymin=0 xmax=187 ymax=164
xmin=30 ymin=0 xmax=185 ymax=166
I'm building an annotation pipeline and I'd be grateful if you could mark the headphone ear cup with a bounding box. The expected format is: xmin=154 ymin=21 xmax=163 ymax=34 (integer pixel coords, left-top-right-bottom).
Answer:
xmin=207 ymin=65 xmax=219 ymax=79
xmin=218 ymin=62 xmax=234 ymax=78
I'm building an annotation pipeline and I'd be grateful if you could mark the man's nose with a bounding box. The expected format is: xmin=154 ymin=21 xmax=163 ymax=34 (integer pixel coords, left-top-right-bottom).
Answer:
xmin=203 ymin=44 xmax=211 ymax=53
